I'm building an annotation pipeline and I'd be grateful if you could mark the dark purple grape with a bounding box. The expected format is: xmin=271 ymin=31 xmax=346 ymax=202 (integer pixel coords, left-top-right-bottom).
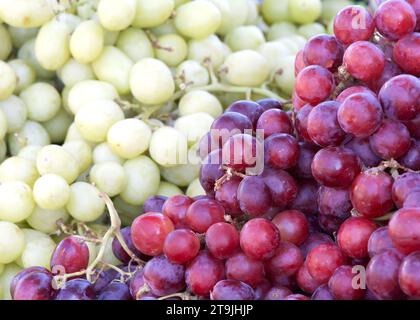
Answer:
xmin=289 ymin=179 xmax=319 ymax=215
xmin=311 ymin=284 xmax=334 ymax=300
xmin=345 ymin=137 xmax=381 ymax=167
xmin=226 ymin=100 xmax=264 ymax=128
xmin=210 ymin=112 xmax=253 ymax=145
xmin=262 ymin=167 xmax=298 ymax=209
xmin=50 ymin=236 xmax=90 ymax=274
xmin=143 ymin=195 xmax=167 ymax=213
xmin=112 ymin=227 xmax=145 ymax=264
xmin=318 ymin=186 xmax=352 ymax=219
xmin=98 ymin=282 xmax=132 ymax=300
xmin=91 ymin=268 xmax=119 ymax=295
xmin=256 ymin=109 xmax=293 ymax=138
xmin=210 ymin=279 xmax=255 ymax=300
xmin=398 ymin=139 xmax=420 ymax=171
xmin=199 ymin=149 xmax=224 ymax=196
xmin=291 ymin=142 xmax=319 ymax=179
xmin=55 ymin=279 xmax=96 ymax=300
xmin=237 ymin=176 xmax=272 ymax=217
xmin=12 ymin=267 xmax=54 ymax=300
xmin=256 ymin=98 xmax=284 ymax=111
xmin=129 ymin=269 xmax=147 ymax=300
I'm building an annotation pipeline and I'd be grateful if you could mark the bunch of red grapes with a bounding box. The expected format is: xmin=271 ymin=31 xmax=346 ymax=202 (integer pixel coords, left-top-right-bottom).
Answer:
xmin=11 ymin=0 xmax=420 ymax=301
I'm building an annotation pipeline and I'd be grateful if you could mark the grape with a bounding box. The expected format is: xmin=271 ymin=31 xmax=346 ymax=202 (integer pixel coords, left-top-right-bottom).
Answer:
xmin=89 ymin=162 xmax=127 ymax=197
xmin=199 ymin=149 xmax=224 ymax=196
xmin=162 ymin=195 xmax=194 ymax=228
xmin=0 ymin=0 xmax=55 ymax=28
xmin=295 ymin=104 xmax=313 ymax=142
xmin=97 ymin=0 xmax=136 ymax=31
xmin=226 ymin=100 xmax=264 ymax=129
xmin=289 ymin=0 xmax=322 ymax=24
xmin=290 ymin=142 xmax=318 ymax=179
xmin=178 ymin=90 xmax=222 ymax=118
xmin=129 ymin=269 xmax=146 ymax=299
xmin=155 ymin=34 xmax=188 ymax=67
xmin=215 ymin=177 xmax=242 ymax=217
xmin=311 ymin=284 xmax=334 ymax=300
xmin=112 ymin=227 xmax=144 ymax=264
xmin=211 ymin=112 xmax=252 ymax=144
xmin=399 ymin=140 xmax=420 ymax=171
xmin=225 ymin=252 xmax=265 ymax=288
xmin=206 ymin=222 xmax=239 ymax=260
xmin=264 ymin=134 xmax=299 ymax=169
xmin=149 ymin=126 xmax=188 ymax=166
xmin=272 ymin=210 xmax=309 ymax=246
xmin=0 ymin=96 xmax=27 ymax=134
xmin=66 ymin=182 xmax=105 ymax=222
xmin=368 ymin=227 xmax=398 ymax=258
xmin=264 ymin=286 xmax=292 ymax=300
xmin=404 ymin=190 xmax=420 ymax=208
xmin=261 ymin=0 xmax=289 ymax=24
xmin=163 ymin=229 xmax=200 ymax=264
xmin=143 ymin=255 xmax=185 ymax=297
xmin=334 ymin=5 xmax=375 ymax=45
xmin=157 ymin=182 xmax=183 ymax=198
xmin=44 ymin=110 xmax=74 ymax=144
xmin=399 ymin=252 xmax=420 ymax=298
xmin=132 ymin=0 xmax=174 ymax=28
xmin=210 ymin=279 xmax=255 ymax=300
xmin=407 ymin=0 xmax=420 ymax=30
xmin=336 ymin=86 xmax=376 ymax=103
xmin=296 ymin=264 xmax=322 ymax=294
xmin=225 ymin=26 xmax=265 ymax=52
xmin=240 ymin=218 xmax=280 ymax=260
xmin=116 ymin=28 xmax=154 ymax=62
xmin=188 ymin=35 xmax=229 ymax=69
xmin=222 ymin=134 xmax=257 ymax=172
xmin=366 ymin=250 xmax=404 ymax=300
xmin=328 ymin=265 xmax=365 ymax=300
xmin=50 ymin=236 xmax=89 ymax=274
xmin=55 ymin=279 xmax=96 ymax=300
xmin=0 ymin=156 xmax=38 ymax=187
xmin=289 ymin=179 xmax=319 ymax=215
xmin=389 ymin=207 xmax=420 ymax=254
xmin=175 ymin=113 xmax=214 ymax=146
xmin=393 ymin=32 xmax=420 ymax=76
xmin=295 ymin=66 xmax=335 ymax=105
xmin=311 ymin=147 xmax=361 ymax=188
xmin=27 ymin=206 xmax=69 ymax=234
xmin=0 ymin=61 xmax=16 ymax=101
xmin=185 ymin=250 xmax=225 ymax=297
xmin=32 ymin=174 xmax=70 ymax=210
xmin=256 ymin=109 xmax=293 ymax=138
xmin=303 ymin=35 xmax=343 ymax=71
xmin=318 ymin=214 xmax=346 ymax=235
xmin=8 ymin=120 xmax=50 ymax=156
xmin=318 ymin=186 xmax=352 ymax=220
xmin=0 ymin=222 xmax=25 ymax=265
xmin=98 ymin=282 xmax=132 ymax=300
xmin=300 ymin=233 xmax=334 ymax=258
xmin=0 ymin=181 xmax=34 ymax=223
xmin=131 ymin=213 xmax=174 ymax=256
xmin=265 ymin=242 xmax=304 ymax=278
xmin=144 ymin=196 xmax=168 ymax=213
xmin=343 ymin=41 xmax=385 ymax=82
xmin=392 ymin=173 xmax=420 ymax=208
xmin=185 ymin=198 xmax=225 ymax=233
xmin=306 ymin=243 xmax=347 ymax=284
xmin=237 ymin=176 xmax=272 ymax=217
xmin=345 ymin=137 xmax=381 ymax=168
xmin=367 ymin=60 xmax=402 ymax=94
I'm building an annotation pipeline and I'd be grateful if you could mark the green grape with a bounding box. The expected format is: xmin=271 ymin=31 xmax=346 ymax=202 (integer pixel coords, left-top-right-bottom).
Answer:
xmin=0 ymin=61 xmax=16 ymax=100
xmin=92 ymin=46 xmax=133 ymax=95
xmin=223 ymin=50 xmax=270 ymax=87
xmin=75 ymin=99 xmax=124 ymax=143
xmin=107 ymin=119 xmax=152 ymax=160
xmin=188 ymin=35 xmax=231 ymax=68
xmin=16 ymin=229 xmax=55 ymax=270
xmin=157 ymin=181 xmax=183 ymax=197
xmin=63 ymin=140 xmax=93 ymax=174
xmin=209 ymin=0 xmax=249 ymax=36
xmin=179 ymin=90 xmax=222 ymax=118
xmin=0 ymin=264 xmax=22 ymax=300
xmin=70 ymin=20 xmax=104 ymax=64
xmin=35 ymin=19 xmax=71 ymax=71
xmin=0 ymin=140 xmax=6 ymax=163
xmin=7 ymin=121 xmax=51 ymax=156
xmin=258 ymin=41 xmax=294 ymax=70
xmin=42 ymin=109 xmax=73 ymax=144
xmin=36 ymin=145 xmax=79 ymax=184
xmin=17 ymin=145 xmax=42 ymax=162
xmin=92 ymin=142 xmax=124 ymax=165
xmin=129 ymin=58 xmax=175 ymax=105
xmin=186 ymin=178 xmax=206 ymax=197
xmin=225 ymin=26 xmax=265 ymax=51
xmin=0 ymin=0 xmax=55 ymax=28
xmin=58 ymin=59 xmax=94 ymax=88
xmin=0 ymin=156 xmax=39 ymax=187
xmin=245 ymin=0 xmax=259 ymax=25
xmin=17 ymin=39 xmax=55 ymax=80
xmin=97 ymin=0 xmax=137 ymax=31
xmin=175 ymin=60 xmax=210 ymax=89
xmin=89 ymin=161 xmax=127 ymax=197
xmin=0 ymin=24 xmax=12 ymax=60
xmin=7 ymin=26 xmax=39 ymax=48
xmin=116 ymin=28 xmax=154 ymax=62
xmin=321 ymin=0 xmax=352 ymax=23
xmin=20 ymin=82 xmax=61 ymax=122
xmin=103 ymin=29 xmax=120 ymax=46
xmin=121 ymin=156 xmax=161 ymax=205
xmin=274 ymin=55 xmax=296 ymax=96
xmin=174 ymin=112 xmax=214 ymax=146
xmin=26 ymin=206 xmax=69 ymax=234
xmin=289 ymin=0 xmax=322 ymax=25
xmin=67 ymin=80 xmax=119 ymax=115
xmin=175 ymin=0 xmax=222 ymax=39
xmin=101 ymin=237 xmax=122 ymax=266
xmin=277 ymin=35 xmax=306 ymax=54
xmin=155 ymin=34 xmax=188 ymax=67
xmin=33 ymin=174 xmax=70 ymax=210
xmin=262 ymin=0 xmax=290 ymax=24
xmin=150 ymin=20 xmax=178 ymax=37
xmin=0 ymin=181 xmax=34 ymax=223
xmin=7 ymin=59 xmax=36 ymax=94
xmin=298 ymin=22 xmax=327 ymax=39
xmin=149 ymin=126 xmax=188 ymax=167
xmin=66 ymin=182 xmax=105 ymax=222
xmin=161 ymin=163 xmax=200 ymax=187
xmin=267 ymin=22 xmax=298 ymax=41
xmin=132 ymin=0 xmax=175 ymax=28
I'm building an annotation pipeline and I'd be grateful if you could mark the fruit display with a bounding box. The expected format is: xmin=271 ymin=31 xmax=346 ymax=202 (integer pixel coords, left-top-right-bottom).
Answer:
xmin=0 ymin=0 xmax=419 ymax=302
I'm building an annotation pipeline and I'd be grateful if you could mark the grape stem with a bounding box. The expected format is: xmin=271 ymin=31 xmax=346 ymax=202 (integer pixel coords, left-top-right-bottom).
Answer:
xmin=157 ymin=292 xmax=197 ymax=300
xmin=214 ymin=166 xmax=247 ymax=191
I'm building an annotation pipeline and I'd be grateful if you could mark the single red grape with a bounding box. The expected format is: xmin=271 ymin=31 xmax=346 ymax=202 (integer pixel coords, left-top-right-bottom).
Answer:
xmin=393 ymin=32 xmax=420 ymax=76
xmin=185 ymin=198 xmax=225 ymax=233
xmin=225 ymin=252 xmax=265 ymax=288
xmin=272 ymin=210 xmax=309 ymax=245
xmin=210 ymin=112 xmax=253 ymax=145
xmin=256 ymin=109 xmax=293 ymax=138
xmin=262 ymin=167 xmax=298 ymax=208
xmin=199 ymin=149 xmax=224 ymax=196
xmin=368 ymin=226 xmax=398 ymax=258
xmin=295 ymin=65 xmax=335 ymax=105
xmin=302 ymin=34 xmax=343 ymax=71
xmin=345 ymin=137 xmax=381 ymax=167
xmin=389 ymin=207 xmax=420 ymax=254
xmin=12 ymin=268 xmax=54 ymax=300
xmin=265 ymin=242 xmax=304 ymax=277
xmin=215 ymin=176 xmax=242 ymax=217
xmin=162 ymin=195 xmax=195 ymax=228
xmin=264 ymin=133 xmax=299 ymax=169
xmin=210 ymin=279 xmax=255 ymax=300
xmin=399 ymin=252 xmax=420 ymax=298
xmin=237 ymin=176 xmax=272 ymax=217
xmin=328 ymin=265 xmax=365 ymax=300
xmin=226 ymin=100 xmax=264 ymax=129
xmin=50 ymin=236 xmax=90 ymax=274
xmin=163 ymin=229 xmax=200 ymax=264
xmin=318 ymin=186 xmax=352 ymax=220
xmin=205 ymin=222 xmax=239 ymax=260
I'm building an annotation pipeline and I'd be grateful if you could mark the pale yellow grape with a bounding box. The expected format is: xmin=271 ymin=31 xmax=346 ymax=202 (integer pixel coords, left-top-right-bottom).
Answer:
xmin=7 ymin=59 xmax=36 ymax=94
xmin=65 ymin=123 xmax=86 ymax=142
xmin=0 ymin=0 xmax=55 ymax=28
xmin=86 ymin=241 xmax=97 ymax=265
xmin=258 ymin=42 xmax=293 ymax=70
xmin=0 ymin=222 xmax=25 ymax=264
xmin=0 ymin=24 xmax=12 ymax=60
xmin=33 ymin=174 xmax=70 ymax=210
xmin=101 ymin=238 xmax=122 ymax=265
xmin=157 ymin=181 xmax=183 ymax=197
xmin=133 ymin=0 xmax=174 ymax=28
xmin=262 ymin=0 xmax=290 ymax=24
xmin=0 ymin=109 xmax=7 ymax=140
xmin=55 ymin=13 xmax=82 ymax=33
xmin=35 ymin=19 xmax=71 ymax=71
xmin=76 ymin=0 xmax=98 ymax=20
xmin=17 ymin=38 xmax=55 ymax=80
xmin=0 ymin=264 xmax=22 ymax=300
xmin=277 ymin=35 xmax=306 ymax=55
xmin=188 ymin=35 xmax=231 ymax=68
xmin=92 ymin=46 xmax=133 ymax=95
xmin=27 ymin=206 xmax=69 ymax=234
xmin=0 ymin=181 xmax=34 ymax=223
xmin=121 ymin=156 xmax=160 ymax=205
xmin=36 ymin=145 xmax=79 ymax=183
xmin=161 ymin=163 xmax=200 ymax=187
xmin=298 ymin=23 xmax=327 ymax=39
xmin=92 ymin=142 xmax=124 ymax=165
xmin=0 ymin=156 xmax=39 ymax=186
xmin=321 ymin=0 xmax=352 ymax=23
xmin=0 ymin=140 xmax=6 ymax=162
xmin=42 ymin=109 xmax=73 ymax=144
xmin=175 ymin=113 xmax=214 ymax=146
xmin=274 ymin=55 xmax=296 ymax=96
xmin=289 ymin=0 xmax=322 ymax=24
xmin=209 ymin=0 xmax=249 ymax=36
xmin=75 ymin=100 xmax=124 ymax=143
xmin=90 ymin=161 xmax=127 ymax=197
xmin=225 ymin=26 xmax=265 ymax=52
xmin=67 ymin=80 xmax=119 ymax=115
xmin=8 ymin=26 xmax=39 ymax=48
xmin=179 ymin=90 xmax=222 ymax=118
xmin=149 ymin=126 xmax=188 ymax=166
xmin=103 ymin=29 xmax=120 ymax=46
xmin=70 ymin=20 xmax=104 ymax=64
xmin=186 ymin=178 xmax=206 ymax=197
xmin=175 ymin=0 xmax=221 ymax=39
xmin=58 ymin=59 xmax=95 ymax=88
xmin=17 ymin=229 xmax=55 ymax=270
xmin=175 ymin=60 xmax=209 ymax=89
xmin=150 ymin=20 xmax=177 ymax=37
xmin=17 ymin=145 xmax=42 ymax=162
xmin=267 ymin=22 xmax=298 ymax=41
xmin=7 ymin=120 xmax=50 ymax=156
xmin=155 ymin=34 xmax=188 ymax=67
xmin=245 ymin=0 xmax=259 ymax=25
xmin=20 ymin=82 xmax=61 ymax=122
xmin=97 ymin=0 xmax=136 ymax=31
xmin=129 ymin=58 xmax=175 ymax=105
xmin=223 ymin=50 xmax=270 ymax=87
xmin=116 ymin=28 xmax=154 ymax=62
xmin=107 ymin=118 xmax=152 ymax=159
xmin=67 ymin=182 xmax=105 ymax=222
xmin=63 ymin=140 xmax=93 ymax=173
xmin=0 ymin=61 xmax=16 ymax=100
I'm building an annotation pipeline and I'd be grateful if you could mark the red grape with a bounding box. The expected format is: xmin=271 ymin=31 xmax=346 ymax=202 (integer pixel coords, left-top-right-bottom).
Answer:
xmin=205 ymin=222 xmax=239 ymax=260
xmin=345 ymin=137 xmax=381 ymax=167
xmin=256 ymin=109 xmax=293 ymax=138
xmin=55 ymin=279 xmax=96 ymax=300
xmin=98 ymin=282 xmax=132 ymax=300
xmin=393 ymin=32 xmax=420 ymax=76
xmin=210 ymin=279 xmax=255 ymax=300
xmin=336 ymin=85 xmax=376 ymax=103
xmin=222 ymin=133 xmax=257 ymax=172
xmin=399 ymin=252 xmax=420 ymax=297
xmin=296 ymin=263 xmax=322 ymax=294
xmin=295 ymin=49 xmax=307 ymax=75
xmin=292 ymin=90 xmax=309 ymax=111
xmin=262 ymin=167 xmax=298 ymax=208
xmin=199 ymin=149 xmax=224 ymax=196
xmin=311 ymin=284 xmax=334 ymax=300
xmin=264 ymin=133 xmax=299 ymax=169
xmin=295 ymin=66 xmax=335 ymax=105
xmin=389 ymin=207 xmax=420 ymax=254
xmin=226 ymin=100 xmax=264 ymax=129
xmin=185 ymin=198 xmax=225 ymax=233
xmin=162 ymin=195 xmax=194 ymax=228
xmin=367 ymin=60 xmax=402 ymax=94
xmin=237 ymin=176 xmax=272 ymax=217
xmin=225 ymin=252 xmax=265 ymax=288
xmin=328 ymin=265 xmax=365 ymax=300
xmin=265 ymin=242 xmax=304 ymax=277
xmin=398 ymin=140 xmax=420 ymax=171
xmin=215 ymin=176 xmax=242 ymax=216
xmin=295 ymin=104 xmax=314 ymax=142
xmin=318 ymin=186 xmax=352 ymax=219
xmin=289 ymin=179 xmax=319 ymax=215
xmin=272 ymin=210 xmax=309 ymax=245
xmin=291 ymin=142 xmax=319 ymax=179
xmin=392 ymin=173 xmax=420 ymax=208
xmin=163 ymin=229 xmax=200 ymax=264
xmin=302 ymin=34 xmax=343 ymax=71
xmin=368 ymin=226 xmax=398 ymax=258
xmin=50 ymin=236 xmax=90 ymax=274
xmin=210 ymin=112 xmax=253 ymax=145
xmin=264 ymin=286 xmax=292 ymax=300
xmin=404 ymin=190 xmax=420 ymax=208
xmin=407 ymin=0 xmax=420 ymax=30
xmin=256 ymin=98 xmax=284 ymax=111
xmin=12 ymin=268 xmax=54 ymax=300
